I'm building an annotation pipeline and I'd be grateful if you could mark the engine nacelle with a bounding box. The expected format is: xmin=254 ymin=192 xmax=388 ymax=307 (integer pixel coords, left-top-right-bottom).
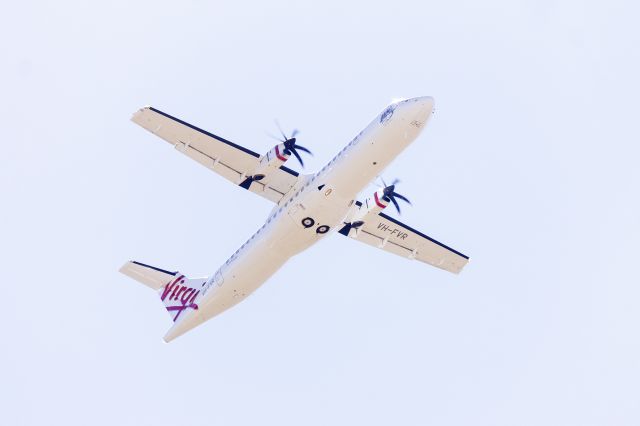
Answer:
xmin=259 ymin=143 xmax=291 ymax=173
xmin=340 ymin=182 xmax=409 ymax=236
xmin=347 ymin=188 xmax=389 ymax=224
xmin=338 ymin=189 xmax=389 ymax=236
xmin=240 ymin=143 xmax=291 ymax=189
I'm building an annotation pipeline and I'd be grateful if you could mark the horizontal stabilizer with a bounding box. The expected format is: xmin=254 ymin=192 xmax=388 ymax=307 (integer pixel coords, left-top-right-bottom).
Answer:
xmin=119 ymin=261 xmax=178 ymax=290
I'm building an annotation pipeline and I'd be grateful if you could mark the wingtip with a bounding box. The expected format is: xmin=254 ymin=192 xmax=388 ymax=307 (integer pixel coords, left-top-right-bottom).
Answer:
xmin=130 ymin=105 xmax=152 ymax=121
xmin=118 ymin=260 xmax=132 ymax=275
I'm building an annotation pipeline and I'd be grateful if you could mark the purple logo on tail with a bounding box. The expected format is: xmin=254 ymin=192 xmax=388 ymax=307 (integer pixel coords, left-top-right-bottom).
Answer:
xmin=161 ymin=276 xmax=200 ymax=322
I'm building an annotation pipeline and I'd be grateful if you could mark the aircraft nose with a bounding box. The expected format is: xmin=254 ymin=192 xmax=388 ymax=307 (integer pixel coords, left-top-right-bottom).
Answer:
xmin=392 ymin=96 xmax=434 ymax=127
xmin=398 ymin=96 xmax=434 ymax=115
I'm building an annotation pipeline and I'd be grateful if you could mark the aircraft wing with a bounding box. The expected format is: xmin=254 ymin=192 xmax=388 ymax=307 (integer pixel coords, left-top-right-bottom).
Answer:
xmin=338 ymin=210 xmax=469 ymax=274
xmin=131 ymin=106 xmax=300 ymax=203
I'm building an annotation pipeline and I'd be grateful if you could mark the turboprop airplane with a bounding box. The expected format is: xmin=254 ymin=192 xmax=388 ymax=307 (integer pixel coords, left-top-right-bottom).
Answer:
xmin=120 ymin=96 xmax=469 ymax=342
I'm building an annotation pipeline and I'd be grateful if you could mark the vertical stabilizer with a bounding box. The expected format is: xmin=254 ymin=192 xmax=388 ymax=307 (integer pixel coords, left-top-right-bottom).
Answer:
xmin=119 ymin=261 xmax=207 ymax=323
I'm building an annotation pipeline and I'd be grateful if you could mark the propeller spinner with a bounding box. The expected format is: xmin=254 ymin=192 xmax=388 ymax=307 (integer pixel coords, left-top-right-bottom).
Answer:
xmin=380 ymin=178 xmax=412 ymax=214
xmin=271 ymin=121 xmax=313 ymax=167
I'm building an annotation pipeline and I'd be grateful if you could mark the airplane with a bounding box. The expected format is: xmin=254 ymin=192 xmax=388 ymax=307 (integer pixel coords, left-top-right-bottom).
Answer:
xmin=120 ymin=96 xmax=469 ymax=342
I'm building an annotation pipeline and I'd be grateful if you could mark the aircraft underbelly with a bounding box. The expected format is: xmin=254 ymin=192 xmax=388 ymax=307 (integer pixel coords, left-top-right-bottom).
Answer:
xmin=164 ymin=237 xmax=291 ymax=341
xmin=196 ymin=194 xmax=349 ymax=323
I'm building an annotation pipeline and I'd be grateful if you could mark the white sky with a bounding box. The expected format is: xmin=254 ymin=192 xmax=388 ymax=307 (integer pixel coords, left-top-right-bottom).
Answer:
xmin=2 ymin=1 xmax=639 ymax=425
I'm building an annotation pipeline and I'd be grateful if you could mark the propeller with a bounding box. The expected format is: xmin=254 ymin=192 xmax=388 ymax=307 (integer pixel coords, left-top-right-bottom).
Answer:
xmin=380 ymin=178 xmax=412 ymax=214
xmin=271 ymin=121 xmax=313 ymax=167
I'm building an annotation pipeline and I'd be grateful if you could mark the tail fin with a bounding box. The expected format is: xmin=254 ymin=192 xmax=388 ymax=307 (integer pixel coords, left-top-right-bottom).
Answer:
xmin=119 ymin=261 xmax=207 ymax=322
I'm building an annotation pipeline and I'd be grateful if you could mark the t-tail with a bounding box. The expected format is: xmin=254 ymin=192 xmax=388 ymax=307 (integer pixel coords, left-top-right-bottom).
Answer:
xmin=119 ymin=261 xmax=207 ymax=336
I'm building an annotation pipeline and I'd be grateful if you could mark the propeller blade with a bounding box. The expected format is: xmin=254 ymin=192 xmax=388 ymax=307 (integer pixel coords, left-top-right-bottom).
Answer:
xmin=268 ymin=133 xmax=284 ymax=143
xmin=275 ymin=120 xmax=287 ymax=141
xmin=393 ymin=192 xmax=411 ymax=205
xmin=291 ymin=148 xmax=304 ymax=167
xmin=269 ymin=123 xmax=310 ymax=167
xmin=390 ymin=196 xmax=401 ymax=214
xmin=381 ymin=177 xmax=388 ymax=187
xmin=391 ymin=178 xmax=400 ymax=186
xmin=294 ymin=144 xmax=312 ymax=155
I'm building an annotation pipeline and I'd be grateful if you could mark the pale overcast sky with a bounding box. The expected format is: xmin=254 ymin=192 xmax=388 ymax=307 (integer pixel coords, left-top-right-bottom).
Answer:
xmin=2 ymin=1 xmax=639 ymax=425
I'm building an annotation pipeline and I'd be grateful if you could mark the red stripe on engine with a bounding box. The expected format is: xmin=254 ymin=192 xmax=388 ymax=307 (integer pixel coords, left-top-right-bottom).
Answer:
xmin=275 ymin=145 xmax=288 ymax=162
xmin=374 ymin=192 xmax=387 ymax=209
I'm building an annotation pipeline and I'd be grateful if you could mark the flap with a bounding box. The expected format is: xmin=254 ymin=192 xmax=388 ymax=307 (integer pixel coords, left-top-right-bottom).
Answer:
xmin=339 ymin=211 xmax=469 ymax=274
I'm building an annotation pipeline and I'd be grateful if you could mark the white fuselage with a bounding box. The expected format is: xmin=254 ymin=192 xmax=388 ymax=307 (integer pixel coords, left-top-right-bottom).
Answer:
xmin=164 ymin=97 xmax=435 ymax=341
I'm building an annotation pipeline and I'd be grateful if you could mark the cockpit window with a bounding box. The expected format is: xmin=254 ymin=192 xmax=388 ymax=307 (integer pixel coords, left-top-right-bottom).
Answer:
xmin=380 ymin=105 xmax=395 ymax=124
